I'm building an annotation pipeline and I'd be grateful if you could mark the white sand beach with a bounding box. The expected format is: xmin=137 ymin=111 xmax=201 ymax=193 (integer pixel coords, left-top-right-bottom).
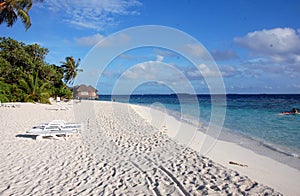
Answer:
xmin=0 ymin=100 xmax=299 ymax=195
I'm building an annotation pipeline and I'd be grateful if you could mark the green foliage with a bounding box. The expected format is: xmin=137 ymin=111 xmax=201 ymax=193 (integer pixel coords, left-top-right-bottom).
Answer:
xmin=0 ymin=81 xmax=10 ymax=102
xmin=61 ymin=56 xmax=81 ymax=85
xmin=0 ymin=37 xmax=74 ymax=103
xmin=18 ymin=72 xmax=50 ymax=103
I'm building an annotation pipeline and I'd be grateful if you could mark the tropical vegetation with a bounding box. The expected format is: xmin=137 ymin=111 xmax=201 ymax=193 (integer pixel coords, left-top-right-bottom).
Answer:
xmin=0 ymin=37 xmax=76 ymax=103
xmin=0 ymin=0 xmax=43 ymax=30
xmin=61 ymin=56 xmax=82 ymax=85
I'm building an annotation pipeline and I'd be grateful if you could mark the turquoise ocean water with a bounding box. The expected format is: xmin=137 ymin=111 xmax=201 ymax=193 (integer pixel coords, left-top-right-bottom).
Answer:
xmin=99 ymin=94 xmax=300 ymax=169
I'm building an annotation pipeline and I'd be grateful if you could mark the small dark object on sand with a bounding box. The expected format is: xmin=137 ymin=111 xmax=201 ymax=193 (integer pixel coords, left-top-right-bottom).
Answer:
xmin=229 ymin=161 xmax=248 ymax=167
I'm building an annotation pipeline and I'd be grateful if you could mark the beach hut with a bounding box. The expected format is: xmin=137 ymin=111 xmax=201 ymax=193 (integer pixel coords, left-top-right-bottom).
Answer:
xmin=72 ymin=84 xmax=98 ymax=100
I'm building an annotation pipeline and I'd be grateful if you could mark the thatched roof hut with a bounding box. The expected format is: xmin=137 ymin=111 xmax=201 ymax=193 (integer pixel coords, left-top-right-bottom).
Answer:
xmin=72 ymin=84 xmax=98 ymax=100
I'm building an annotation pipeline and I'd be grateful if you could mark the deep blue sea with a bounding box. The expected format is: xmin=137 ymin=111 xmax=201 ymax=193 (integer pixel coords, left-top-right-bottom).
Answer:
xmin=99 ymin=94 xmax=300 ymax=165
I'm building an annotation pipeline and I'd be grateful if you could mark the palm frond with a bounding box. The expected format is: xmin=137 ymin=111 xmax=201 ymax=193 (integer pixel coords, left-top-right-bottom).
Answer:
xmin=0 ymin=7 xmax=17 ymax=26
xmin=0 ymin=0 xmax=36 ymax=30
xmin=17 ymin=8 xmax=31 ymax=30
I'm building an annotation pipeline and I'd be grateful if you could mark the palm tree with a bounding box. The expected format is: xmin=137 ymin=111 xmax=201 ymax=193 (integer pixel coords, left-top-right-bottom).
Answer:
xmin=0 ymin=0 xmax=43 ymax=30
xmin=19 ymin=72 xmax=50 ymax=103
xmin=61 ymin=56 xmax=82 ymax=85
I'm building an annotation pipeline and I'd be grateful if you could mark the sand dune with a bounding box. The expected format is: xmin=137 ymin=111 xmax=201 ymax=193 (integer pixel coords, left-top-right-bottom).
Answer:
xmin=0 ymin=101 xmax=292 ymax=195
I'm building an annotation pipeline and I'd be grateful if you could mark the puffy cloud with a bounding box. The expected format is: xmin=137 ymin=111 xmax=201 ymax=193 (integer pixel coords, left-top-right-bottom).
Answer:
xmin=121 ymin=59 xmax=192 ymax=91
xmin=123 ymin=61 xmax=164 ymax=80
xmin=75 ymin=34 xmax=104 ymax=46
xmin=41 ymin=0 xmax=142 ymax=30
xmin=234 ymin=27 xmax=300 ymax=64
xmin=188 ymin=64 xmax=222 ymax=78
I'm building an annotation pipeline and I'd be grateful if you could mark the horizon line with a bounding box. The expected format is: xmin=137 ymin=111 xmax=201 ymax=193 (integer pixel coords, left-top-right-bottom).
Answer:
xmin=97 ymin=93 xmax=300 ymax=96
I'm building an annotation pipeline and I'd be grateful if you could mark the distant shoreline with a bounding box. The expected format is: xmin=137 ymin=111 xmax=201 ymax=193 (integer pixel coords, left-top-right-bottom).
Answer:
xmin=98 ymin=93 xmax=300 ymax=96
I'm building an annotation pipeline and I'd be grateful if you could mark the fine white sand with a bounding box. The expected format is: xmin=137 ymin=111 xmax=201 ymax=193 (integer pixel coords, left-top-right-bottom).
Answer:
xmin=132 ymin=104 xmax=300 ymax=196
xmin=0 ymin=100 xmax=297 ymax=195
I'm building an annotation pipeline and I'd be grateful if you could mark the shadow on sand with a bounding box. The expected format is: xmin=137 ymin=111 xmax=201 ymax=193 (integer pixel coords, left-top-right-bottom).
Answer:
xmin=16 ymin=134 xmax=36 ymax=139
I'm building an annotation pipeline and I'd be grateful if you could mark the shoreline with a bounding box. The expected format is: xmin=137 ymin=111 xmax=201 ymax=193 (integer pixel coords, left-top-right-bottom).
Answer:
xmin=131 ymin=102 xmax=300 ymax=195
xmin=126 ymin=102 xmax=300 ymax=171
xmin=100 ymin=94 xmax=300 ymax=160
xmin=0 ymin=101 xmax=299 ymax=195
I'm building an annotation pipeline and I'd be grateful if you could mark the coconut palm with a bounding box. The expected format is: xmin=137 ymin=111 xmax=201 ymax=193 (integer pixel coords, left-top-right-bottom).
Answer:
xmin=0 ymin=0 xmax=43 ymax=30
xmin=61 ymin=56 xmax=82 ymax=85
xmin=19 ymin=72 xmax=50 ymax=103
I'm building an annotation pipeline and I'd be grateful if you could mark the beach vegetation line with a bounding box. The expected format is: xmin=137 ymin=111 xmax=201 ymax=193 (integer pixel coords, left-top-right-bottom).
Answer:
xmin=0 ymin=37 xmax=76 ymax=103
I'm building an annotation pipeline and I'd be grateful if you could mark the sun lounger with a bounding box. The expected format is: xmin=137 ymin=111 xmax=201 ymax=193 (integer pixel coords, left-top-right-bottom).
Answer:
xmin=33 ymin=129 xmax=79 ymax=140
xmin=27 ymin=120 xmax=82 ymax=140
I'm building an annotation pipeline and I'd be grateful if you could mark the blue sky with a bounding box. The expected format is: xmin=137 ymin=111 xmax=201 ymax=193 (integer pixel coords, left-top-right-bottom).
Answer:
xmin=1 ymin=0 xmax=300 ymax=94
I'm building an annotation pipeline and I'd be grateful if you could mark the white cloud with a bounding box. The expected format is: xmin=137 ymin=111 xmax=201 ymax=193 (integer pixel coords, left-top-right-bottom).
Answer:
xmin=119 ymin=55 xmax=164 ymax=79
xmin=188 ymin=64 xmax=222 ymax=78
xmin=241 ymin=59 xmax=300 ymax=78
xmin=234 ymin=27 xmax=300 ymax=64
xmin=121 ymin=60 xmax=192 ymax=91
xmin=156 ymin=55 xmax=164 ymax=62
xmin=220 ymin=65 xmax=241 ymax=77
xmin=42 ymin=0 xmax=142 ymax=30
xmin=75 ymin=34 xmax=104 ymax=46
xmin=123 ymin=61 xmax=162 ymax=80
xmin=122 ymin=60 xmax=188 ymax=85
